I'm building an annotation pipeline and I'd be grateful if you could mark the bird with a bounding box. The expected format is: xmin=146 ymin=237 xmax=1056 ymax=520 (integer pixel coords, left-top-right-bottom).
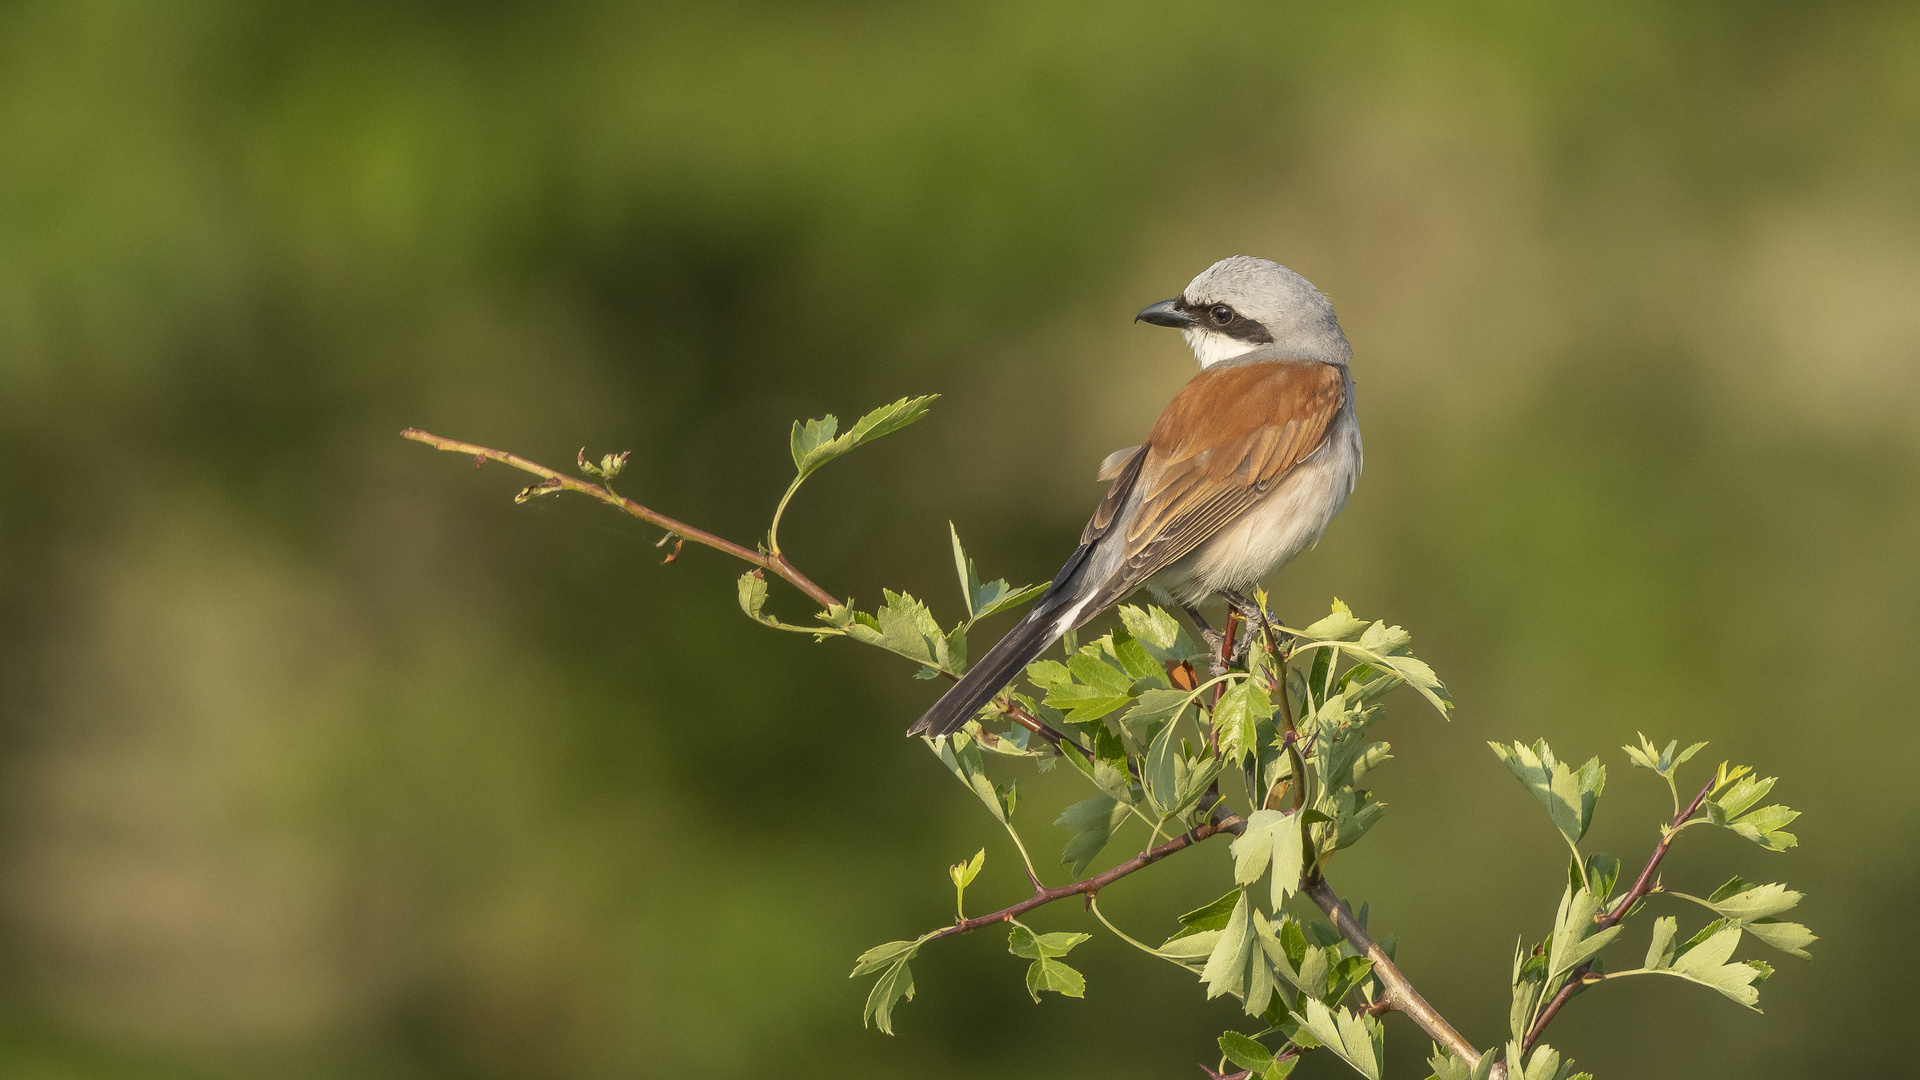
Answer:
xmin=908 ymin=256 xmax=1363 ymax=738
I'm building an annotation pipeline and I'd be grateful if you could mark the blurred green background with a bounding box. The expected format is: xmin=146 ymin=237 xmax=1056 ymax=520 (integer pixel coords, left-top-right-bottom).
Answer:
xmin=2 ymin=1 xmax=1916 ymax=1077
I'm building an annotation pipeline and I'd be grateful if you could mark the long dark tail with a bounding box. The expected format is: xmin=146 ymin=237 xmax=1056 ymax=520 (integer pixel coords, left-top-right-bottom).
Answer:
xmin=907 ymin=604 xmax=1071 ymax=737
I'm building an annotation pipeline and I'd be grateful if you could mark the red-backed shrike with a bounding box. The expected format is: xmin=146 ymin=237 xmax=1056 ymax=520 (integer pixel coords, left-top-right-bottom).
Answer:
xmin=909 ymin=256 xmax=1362 ymax=738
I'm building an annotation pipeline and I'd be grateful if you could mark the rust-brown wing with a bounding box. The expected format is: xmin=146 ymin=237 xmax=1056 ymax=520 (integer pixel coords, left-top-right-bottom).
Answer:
xmin=1077 ymin=360 xmax=1344 ymax=606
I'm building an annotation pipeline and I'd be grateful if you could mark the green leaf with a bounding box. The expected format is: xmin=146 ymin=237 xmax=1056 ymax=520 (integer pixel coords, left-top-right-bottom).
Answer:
xmin=1313 ymin=708 xmax=1378 ymax=789
xmin=737 ymin=570 xmax=772 ymax=624
xmin=852 ymin=938 xmax=927 ymax=1035
xmin=1031 ymin=644 xmax=1140 ymax=724
xmin=1724 ymin=804 xmax=1800 ymax=851
xmin=1713 ymin=774 xmax=1776 ymax=819
xmin=1154 ymin=928 xmax=1222 ymax=972
xmin=1143 ymin=708 xmax=1185 ymax=811
xmin=1008 ymin=924 xmax=1091 ymax=1001
xmin=950 ymin=848 xmax=985 ymax=890
xmin=1324 ymin=953 xmax=1376 ymax=1006
xmin=1623 ymin=732 xmax=1706 ymax=778
xmin=1298 ymin=999 xmax=1384 ymax=1080
xmin=860 ymin=956 xmax=915 ymax=1034
xmin=1262 ymin=916 xmax=1330 ymax=998
xmin=1355 ymin=620 xmax=1412 ymax=655
xmin=1490 ymin=740 xmax=1605 ymax=846
xmin=1213 ymin=678 xmax=1273 ymax=762
xmin=790 ymin=395 xmax=938 ymax=480
xmin=1506 ymin=1041 xmax=1584 ymax=1080
xmin=1745 ymin=919 xmax=1816 ymax=960
xmin=948 ymin=523 xmax=1041 ymax=623
xmin=790 ymin=414 xmax=840 ymax=474
xmin=1220 ymin=1032 xmax=1277 ymax=1072
xmin=1201 ymin=890 xmax=1278 ymax=1015
xmin=845 ymin=590 xmax=958 ymax=673
xmin=1644 ymin=916 xmax=1679 ymax=969
xmin=1109 ymin=629 xmax=1170 ymax=684
xmin=1702 ymin=882 xmax=1803 ymax=923
xmin=1054 ymin=793 xmax=1130 ymax=876
xmin=1168 ymin=890 xmax=1244 ymax=941
xmin=1334 ymin=620 xmax=1453 ymax=718
xmin=1124 ymin=687 xmax=1194 ymax=728
xmin=949 ymin=848 xmax=985 ymax=916
xmin=1023 ymin=955 xmax=1086 ymax=1000
xmin=1549 ymin=886 xmax=1623 ymax=979
xmin=1169 ymin=744 xmax=1227 ymax=821
xmin=1510 ymin=972 xmax=1542 ymax=1045
xmin=1575 ymin=852 xmax=1620 ymax=900
xmin=851 ymin=938 xmax=922 ymax=977
xmin=1331 ymin=788 xmax=1386 ymax=850
xmin=1646 ymin=922 xmax=1766 ymax=1009
xmin=1232 ymin=809 xmax=1307 ymax=907
xmin=1621 ymin=733 xmax=1660 ymax=772
xmin=1299 ymin=598 xmax=1369 ymax=642
xmin=929 ymin=732 xmax=1012 ymax=824
xmin=1007 ymin=924 xmax=1090 ymax=959
xmin=1428 ymin=1047 xmax=1500 ymax=1080
xmin=1118 ymin=603 xmax=1204 ymax=663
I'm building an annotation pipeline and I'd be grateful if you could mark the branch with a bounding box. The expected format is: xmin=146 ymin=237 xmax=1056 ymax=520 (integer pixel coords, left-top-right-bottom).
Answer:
xmin=1304 ymin=875 xmax=1483 ymax=1064
xmin=401 ymin=429 xmax=841 ymax=610
xmin=923 ymin=808 xmax=1247 ymax=945
xmin=1521 ymin=775 xmax=1719 ymax=1051
xmin=405 ymin=429 xmax=1093 ymax=763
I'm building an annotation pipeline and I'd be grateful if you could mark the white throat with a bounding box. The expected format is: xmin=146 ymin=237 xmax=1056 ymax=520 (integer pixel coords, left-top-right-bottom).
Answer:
xmin=1182 ymin=328 xmax=1262 ymax=369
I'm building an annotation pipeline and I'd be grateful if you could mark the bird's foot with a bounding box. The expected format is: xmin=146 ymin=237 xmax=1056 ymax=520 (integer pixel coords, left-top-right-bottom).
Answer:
xmin=1219 ymin=590 xmax=1291 ymax=663
xmin=1201 ymin=628 xmax=1230 ymax=677
xmin=1182 ymin=603 xmax=1231 ymax=676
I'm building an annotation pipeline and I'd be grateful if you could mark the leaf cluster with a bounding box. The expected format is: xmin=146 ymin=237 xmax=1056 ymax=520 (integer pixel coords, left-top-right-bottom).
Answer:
xmin=1497 ymin=733 xmax=1814 ymax=1060
xmin=596 ymin=395 xmax=1817 ymax=1078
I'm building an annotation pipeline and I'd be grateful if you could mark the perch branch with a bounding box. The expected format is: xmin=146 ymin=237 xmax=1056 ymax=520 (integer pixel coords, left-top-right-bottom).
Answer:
xmin=401 ymin=429 xmax=840 ymax=609
xmin=923 ymin=807 xmax=1247 ymax=944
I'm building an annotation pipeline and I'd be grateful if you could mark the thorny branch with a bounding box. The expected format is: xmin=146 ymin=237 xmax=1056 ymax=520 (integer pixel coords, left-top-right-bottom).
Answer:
xmin=402 ymin=428 xmax=841 ymax=610
xmin=1521 ymin=775 xmax=1720 ymax=1052
xmin=407 ymin=430 xmax=1084 ymax=753
xmin=925 ymin=806 xmax=1247 ymax=945
xmin=403 ymin=429 xmax=1495 ymax=1072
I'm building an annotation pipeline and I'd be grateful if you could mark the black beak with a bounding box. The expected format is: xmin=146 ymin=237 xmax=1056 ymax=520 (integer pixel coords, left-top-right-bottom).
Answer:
xmin=1135 ymin=298 xmax=1197 ymax=328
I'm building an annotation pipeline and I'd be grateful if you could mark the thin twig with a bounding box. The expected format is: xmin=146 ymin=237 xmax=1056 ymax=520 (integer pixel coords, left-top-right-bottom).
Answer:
xmin=1000 ymin=699 xmax=1077 ymax=757
xmin=402 ymin=429 xmax=842 ymax=610
xmin=1521 ymin=775 xmax=1719 ymax=1051
xmin=1304 ymin=875 xmax=1483 ymax=1064
xmin=924 ymin=808 xmax=1248 ymax=944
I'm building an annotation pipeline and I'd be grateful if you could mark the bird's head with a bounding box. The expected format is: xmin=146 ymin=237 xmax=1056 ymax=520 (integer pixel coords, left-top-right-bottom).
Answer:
xmin=1135 ymin=256 xmax=1351 ymax=369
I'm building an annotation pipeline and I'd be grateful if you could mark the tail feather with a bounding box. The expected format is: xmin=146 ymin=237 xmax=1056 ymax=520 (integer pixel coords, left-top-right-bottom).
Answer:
xmin=907 ymin=605 xmax=1071 ymax=737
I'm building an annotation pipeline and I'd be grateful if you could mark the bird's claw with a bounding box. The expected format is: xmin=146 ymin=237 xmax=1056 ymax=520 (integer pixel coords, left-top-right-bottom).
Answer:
xmin=1201 ymin=628 xmax=1230 ymax=676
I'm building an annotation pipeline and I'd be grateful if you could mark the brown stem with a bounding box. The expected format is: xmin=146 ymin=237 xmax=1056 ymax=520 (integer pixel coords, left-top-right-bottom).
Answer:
xmin=401 ymin=429 xmax=842 ymax=610
xmin=926 ymin=809 xmax=1248 ymax=944
xmin=1304 ymin=875 xmax=1483 ymax=1064
xmin=1521 ymin=775 xmax=1719 ymax=1052
xmin=999 ymin=699 xmax=1076 ymax=757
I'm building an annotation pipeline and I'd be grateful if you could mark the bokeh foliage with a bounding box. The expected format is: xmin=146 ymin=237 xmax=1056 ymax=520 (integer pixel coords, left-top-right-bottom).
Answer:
xmin=0 ymin=1 xmax=1916 ymax=1078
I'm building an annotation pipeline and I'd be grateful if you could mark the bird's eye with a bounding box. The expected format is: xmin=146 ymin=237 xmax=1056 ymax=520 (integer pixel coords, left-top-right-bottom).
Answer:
xmin=1209 ymin=305 xmax=1234 ymax=325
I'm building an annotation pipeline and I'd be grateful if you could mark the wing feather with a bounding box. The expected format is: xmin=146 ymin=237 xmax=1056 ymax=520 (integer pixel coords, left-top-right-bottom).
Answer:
xmin=1072 ymin=360 xmax=1344 ymax=613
